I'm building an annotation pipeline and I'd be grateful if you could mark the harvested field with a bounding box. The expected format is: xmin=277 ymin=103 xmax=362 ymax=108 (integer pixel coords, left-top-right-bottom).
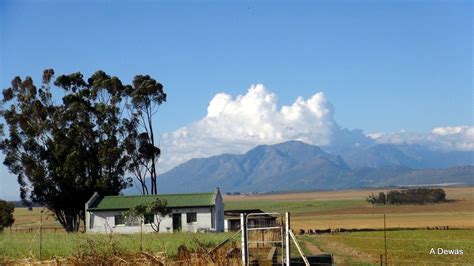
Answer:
xmin=292 ymin=212 xmax=474 ymax=230
xmin=225 ymin=187 xmax=474 ymax=230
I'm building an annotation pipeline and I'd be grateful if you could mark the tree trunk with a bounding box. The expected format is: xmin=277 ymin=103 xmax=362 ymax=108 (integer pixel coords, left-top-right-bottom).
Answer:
xmin=55 ymin=208 xmax=82 ymax=232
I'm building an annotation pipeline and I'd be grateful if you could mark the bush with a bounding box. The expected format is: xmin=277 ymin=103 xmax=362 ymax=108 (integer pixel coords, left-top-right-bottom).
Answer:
xmin=0 ymin=200 xmax=15 ymax=231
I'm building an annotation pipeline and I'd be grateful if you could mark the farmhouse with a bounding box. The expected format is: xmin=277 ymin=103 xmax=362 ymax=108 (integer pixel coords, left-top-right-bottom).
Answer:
xmin=85 ymin=188 xmax=224 ymax=233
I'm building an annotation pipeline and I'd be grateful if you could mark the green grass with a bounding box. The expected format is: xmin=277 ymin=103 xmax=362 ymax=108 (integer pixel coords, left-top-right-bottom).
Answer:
xmin=300 ymin=229 xmax=474 ymax=265
xmin=225 ymin=199 xmax=365 ymax=214
xmin=0 ymin=231 xmax=236 ymax=261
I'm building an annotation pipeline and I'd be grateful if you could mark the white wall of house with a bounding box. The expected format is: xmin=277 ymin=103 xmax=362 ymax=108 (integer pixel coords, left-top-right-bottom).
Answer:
xmin=224 ymin=219 xmax=229 ymax=232
xmin=87 ymin=206 xmax=217 ymax=234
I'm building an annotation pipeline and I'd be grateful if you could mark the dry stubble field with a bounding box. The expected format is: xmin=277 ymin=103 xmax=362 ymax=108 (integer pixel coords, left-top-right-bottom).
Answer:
xmin=224 ymin=187 xmax=474 ymax=230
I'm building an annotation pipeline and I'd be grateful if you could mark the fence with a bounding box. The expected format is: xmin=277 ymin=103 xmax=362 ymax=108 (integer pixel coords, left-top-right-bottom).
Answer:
xmin=296 ymin=213 xmax=473 ymax=265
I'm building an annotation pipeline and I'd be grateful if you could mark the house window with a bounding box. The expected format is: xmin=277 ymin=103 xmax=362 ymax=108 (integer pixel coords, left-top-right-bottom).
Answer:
xmin=144 ymin=214 xmax=154 ymax=224
xmin=115 ymin=215 xmax=125 ymax=225
xmin=187 ymin=212 xmax=197 ymax=223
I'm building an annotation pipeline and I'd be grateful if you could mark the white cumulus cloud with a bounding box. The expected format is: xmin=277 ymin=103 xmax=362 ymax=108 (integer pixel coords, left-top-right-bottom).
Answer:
xmin=158 ymin=84 xmax=345 ymax=172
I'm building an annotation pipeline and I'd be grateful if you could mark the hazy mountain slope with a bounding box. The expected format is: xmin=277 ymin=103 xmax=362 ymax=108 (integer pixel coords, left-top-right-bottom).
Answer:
xmin=158 ymin=141 xmax=351 ymax=193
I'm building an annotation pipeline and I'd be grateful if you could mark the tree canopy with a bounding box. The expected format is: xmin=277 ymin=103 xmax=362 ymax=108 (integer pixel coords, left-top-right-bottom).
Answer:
xmin=0 ymin=69 xmax=166 ymax=231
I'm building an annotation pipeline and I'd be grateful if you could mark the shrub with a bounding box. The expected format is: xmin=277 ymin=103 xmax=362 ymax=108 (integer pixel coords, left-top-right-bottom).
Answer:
xmin=0 ymin=200 xmax=15 ymax=231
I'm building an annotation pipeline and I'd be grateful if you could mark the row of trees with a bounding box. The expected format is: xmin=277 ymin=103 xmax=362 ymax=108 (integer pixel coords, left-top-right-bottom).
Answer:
xmin=0 ymin=69 xmax=166 ymax=231
xmin=367 ymin=188 xmax=447 ymax=205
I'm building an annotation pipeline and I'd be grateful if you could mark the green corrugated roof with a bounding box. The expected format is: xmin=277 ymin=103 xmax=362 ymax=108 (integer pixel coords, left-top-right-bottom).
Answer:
xmin=88 ymin=192 xmax=215 ymax=211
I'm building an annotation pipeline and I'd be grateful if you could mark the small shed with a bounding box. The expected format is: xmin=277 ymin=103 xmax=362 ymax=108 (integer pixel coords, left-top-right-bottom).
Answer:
xmin=85 ymin=188 xmax=224 ymax=233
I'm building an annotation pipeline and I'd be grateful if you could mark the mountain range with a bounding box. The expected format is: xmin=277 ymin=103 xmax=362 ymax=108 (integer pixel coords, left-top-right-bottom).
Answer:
xmin=153 ymin=141 xmax=473 ymax=193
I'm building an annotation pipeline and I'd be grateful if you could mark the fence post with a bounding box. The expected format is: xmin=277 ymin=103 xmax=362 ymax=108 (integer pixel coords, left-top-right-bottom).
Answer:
xmin=384 ymin=214 xmax=387 ymax=266
xmin=285 ymin=212 xmax=291 ymax=266
xmin=40 ymin=214 xmax=43 ymax=260
xmin=141 ymin=218 xmax=143 ymax=251
xmin=380 ymin=254 xmax=383 ymax=265
xmin=240 ymin=213 xmax=247 ymax=266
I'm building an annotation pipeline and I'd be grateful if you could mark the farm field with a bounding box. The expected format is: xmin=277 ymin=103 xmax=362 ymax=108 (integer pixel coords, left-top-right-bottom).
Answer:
xmin=299 ymin=229 xmax=474 ymax=265
xmin=225 ymin=187 xmax=474 ymax=230
xmin=10 ymin=208 xmax=59 ymax=229
xmin=2 ymin=186 xmax=472 ymax=264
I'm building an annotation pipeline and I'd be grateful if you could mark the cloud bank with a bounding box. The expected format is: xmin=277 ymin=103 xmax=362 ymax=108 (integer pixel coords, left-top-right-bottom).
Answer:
xmin=158 ymin=84 xmax=473 ymax=172
xmin=368 ymin=126 xmax=474 ymax=151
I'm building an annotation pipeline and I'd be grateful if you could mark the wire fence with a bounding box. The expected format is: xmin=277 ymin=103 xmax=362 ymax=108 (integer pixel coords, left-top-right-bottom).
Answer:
xmin=298 ymin=227 xmax=473 ymax=265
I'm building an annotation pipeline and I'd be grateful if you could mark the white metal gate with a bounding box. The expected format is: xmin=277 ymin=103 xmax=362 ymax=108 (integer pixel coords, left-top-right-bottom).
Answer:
xmin=243 ymin=212 xmax=284 ymax=265
xmin=241 ymin=212 xmax=309 ymax=266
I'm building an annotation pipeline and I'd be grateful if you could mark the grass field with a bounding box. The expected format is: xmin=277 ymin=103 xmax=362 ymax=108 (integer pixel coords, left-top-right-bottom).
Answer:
xmin=299 ymin=229 xmax=474 ymax=265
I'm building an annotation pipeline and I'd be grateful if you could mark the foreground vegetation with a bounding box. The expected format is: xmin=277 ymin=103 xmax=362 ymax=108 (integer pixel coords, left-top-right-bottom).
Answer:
xmin=0 ymin=231 xmax=235 ymax=261
xmin=300 ymin=229 xmax=474 ymax=265
xmin=3 ymin=229 xmax=472 ymax=264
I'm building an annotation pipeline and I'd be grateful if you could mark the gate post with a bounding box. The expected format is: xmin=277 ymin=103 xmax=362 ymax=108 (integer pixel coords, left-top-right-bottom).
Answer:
xmin=241 ymin=213 xmax=247 ymax=265
xmin=285 ymin=212 xmax=291 ymax=265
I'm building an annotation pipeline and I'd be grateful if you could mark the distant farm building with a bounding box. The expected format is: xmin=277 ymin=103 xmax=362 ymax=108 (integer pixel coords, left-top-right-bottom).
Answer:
xmin=85 ymin=188 xmax=224 ymax=233
xmin=224 ymin=209 xmax=278 ymax=231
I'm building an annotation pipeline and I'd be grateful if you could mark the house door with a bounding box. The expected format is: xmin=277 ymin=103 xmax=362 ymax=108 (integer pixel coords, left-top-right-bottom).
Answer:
xmin=172 ymin=213 xmax=182 ymax=231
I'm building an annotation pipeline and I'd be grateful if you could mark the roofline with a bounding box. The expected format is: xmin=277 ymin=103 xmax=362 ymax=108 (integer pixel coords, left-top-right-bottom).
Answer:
xmin=85 ymin=192 xmax=100 ymax=211
xmin=87 ymin=191 xmax=216 ymax=211
xmin=88 ymin=204 xmax=215 ymax=212
xmin=212 ymin=187 xmax=221 ymax=205
xmin=99 ymin=192 xmax=215 ymax=199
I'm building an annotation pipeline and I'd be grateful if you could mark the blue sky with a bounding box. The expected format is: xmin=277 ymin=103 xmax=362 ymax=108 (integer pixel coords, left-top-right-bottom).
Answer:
xmin=0 ymin=0 xmax=472 ymax=199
